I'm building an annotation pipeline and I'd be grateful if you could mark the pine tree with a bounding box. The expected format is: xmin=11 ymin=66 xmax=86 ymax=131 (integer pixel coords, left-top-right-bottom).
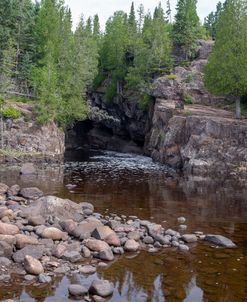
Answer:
xmin=204 ymin=0 xmax=247 ymax=119
xmin=0 ymin=39 xmax=16 ymax=100
xmin=93 ymin=15 xmax=100 ymax=37
xmin=172 ymin=0 xmax=200 ymax=59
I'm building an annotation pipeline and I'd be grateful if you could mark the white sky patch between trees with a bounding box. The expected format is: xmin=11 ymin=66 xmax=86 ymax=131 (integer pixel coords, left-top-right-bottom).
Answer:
xmin=63 ymin=0 xmax=220 ymax=30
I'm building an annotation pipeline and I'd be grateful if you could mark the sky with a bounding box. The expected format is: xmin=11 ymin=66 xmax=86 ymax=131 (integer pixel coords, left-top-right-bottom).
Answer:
xmin=63 ymin=0 xmax=220 ymax=30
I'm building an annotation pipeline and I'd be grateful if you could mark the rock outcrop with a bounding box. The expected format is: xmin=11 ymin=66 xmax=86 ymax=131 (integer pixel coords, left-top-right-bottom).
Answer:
xmin=145 ymin=99 xmax=247 ymax=177
xmin=0 ymin=102 xmax=64 ymax=163
xmin=144 ymin=41 xmax=247 ymax=178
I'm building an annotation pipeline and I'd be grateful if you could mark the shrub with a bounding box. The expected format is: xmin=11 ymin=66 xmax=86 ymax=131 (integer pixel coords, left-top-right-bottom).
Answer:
xmin=185 ymin=73 xmax=193 ymax=83
xmin=167 ymin=74 xmax=177 ymax=80
xmin=93 ymin=72 xmax=106 ymax=89
xmin=180 ymin=60 xmax=190 ymax=67
xmin=139 ymin=95 xmax=155 ymax=111
xmin=105 ymin=81 xmax=117 ymax=103
xmin=2 ymin=107 xmax=21 ymax=119
xmin=184 ymin=94 xmax=194 ymax=105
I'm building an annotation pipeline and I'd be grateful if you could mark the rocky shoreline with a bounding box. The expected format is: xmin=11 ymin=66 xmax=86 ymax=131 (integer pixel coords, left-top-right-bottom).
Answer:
xmin=0 ymin=182 xmax=236 ymax=301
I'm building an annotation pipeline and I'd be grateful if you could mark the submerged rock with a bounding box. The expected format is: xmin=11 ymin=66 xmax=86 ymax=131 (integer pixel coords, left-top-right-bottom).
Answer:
xmin=20 ymin=163 xmax=36 ymax=175
xmin=68 ymin=284 xmax=88 ymax=297
xmin=20 ymin=187 xmax=43 ymax=200
xmin=204 ymin=235 xmax=236 ymax=248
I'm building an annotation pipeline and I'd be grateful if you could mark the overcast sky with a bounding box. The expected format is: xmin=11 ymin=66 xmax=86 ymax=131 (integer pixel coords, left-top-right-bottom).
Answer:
xmin=64 ymin=0 xmax=219 ymax=30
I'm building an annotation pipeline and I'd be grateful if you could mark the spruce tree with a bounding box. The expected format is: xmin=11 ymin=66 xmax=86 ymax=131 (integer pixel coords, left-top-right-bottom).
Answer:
xmin=172 ymin=0 xmax=200 ymax=59
xmin=204 ymin=0 xmax=247 ymax=119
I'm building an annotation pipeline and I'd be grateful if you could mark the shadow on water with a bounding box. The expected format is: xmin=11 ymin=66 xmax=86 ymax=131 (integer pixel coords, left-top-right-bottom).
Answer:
xmin=0 ymin=150 xmax=246 ymax=302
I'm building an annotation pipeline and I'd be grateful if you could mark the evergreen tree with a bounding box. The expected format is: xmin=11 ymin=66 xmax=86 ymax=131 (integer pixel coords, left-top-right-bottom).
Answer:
xmin=172 ymin=0 xmax=200 ymax=59
xmin=0 ymin=39 xmax=16 ymax=100
xmin=93 ymin=15 xmax=101 ymax=37
xmin=204 ymin=0 xmax=247 ymax=119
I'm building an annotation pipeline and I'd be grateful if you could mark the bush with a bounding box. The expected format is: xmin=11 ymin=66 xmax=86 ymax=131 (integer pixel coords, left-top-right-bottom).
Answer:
xmin=184 ymin=94 xmax=194 ymax=105
xmin=139 ymin=95 xmax=155 ymax=111
xmin=185 ymin=74 xmax=193 ymax=83
xmin=180 ymin=60 xmax=190 ymax=67
xmin=93 ymin=73 xmax=106 ymax=89
xmin=167 ymin=74 xmax=177 ymax=80
xmin=105 ymin=81 xmax=117 ymax=103
xmin=2 ymin=107 xmax=21 ymax=119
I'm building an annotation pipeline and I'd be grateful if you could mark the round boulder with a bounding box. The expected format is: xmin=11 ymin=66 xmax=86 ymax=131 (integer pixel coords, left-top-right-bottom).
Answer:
xmin=24 ymin=255 xmax=44 ymax=275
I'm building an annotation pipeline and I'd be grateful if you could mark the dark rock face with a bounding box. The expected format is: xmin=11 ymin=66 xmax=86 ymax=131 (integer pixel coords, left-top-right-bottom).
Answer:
xmin=65 ymin=92 xmax=153 ymax=154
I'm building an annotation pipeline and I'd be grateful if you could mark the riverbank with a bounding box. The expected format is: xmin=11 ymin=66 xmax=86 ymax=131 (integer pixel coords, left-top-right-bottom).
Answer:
xmin=0 ymin=182 xmax=237 ymax=300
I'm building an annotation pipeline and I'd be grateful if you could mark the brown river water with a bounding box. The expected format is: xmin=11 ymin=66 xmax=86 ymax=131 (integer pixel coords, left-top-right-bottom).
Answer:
xmin=0 ymin=150 xmax=246 ymax=302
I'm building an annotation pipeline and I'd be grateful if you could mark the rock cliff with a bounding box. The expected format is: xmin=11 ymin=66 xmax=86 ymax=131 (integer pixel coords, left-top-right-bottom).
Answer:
xmin=0 ymin=102 xmax=64 ymax=163
xmin=144 ymin=40 xmax=247 ymax=178
xmin=145 ymin=100 xmax=247 ymax=178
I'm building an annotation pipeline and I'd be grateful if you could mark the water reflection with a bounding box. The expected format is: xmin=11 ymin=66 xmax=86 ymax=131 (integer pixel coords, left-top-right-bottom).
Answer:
xmin=0 ymin=151 xmax=246 ymax=302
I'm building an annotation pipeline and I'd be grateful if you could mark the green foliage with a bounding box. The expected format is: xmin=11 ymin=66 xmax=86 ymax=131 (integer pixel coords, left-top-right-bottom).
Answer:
xmin=185 ymin=73 xmax=193 ymax=83
xmin=139 ymin=94 xmax=154 ymax=111
xmin=184 ymin=94 xmax=194 ymax=104
xmin=172 ymin=0 xmax=201 ymax=59
xmin=179 ymin=60 xmax=190 ymax=67
xmin=167 ymin=74 xmax=177 ymax=80
xmin=204 ymin=0 xmax=247 ymax=102
xmin=106 ymin=81 xmax=118 ymax=103
xmin=204 ymin=2 xmax=224 ymax=40
xmin=2 ymin=107 xmax=21 ymax=119
xmin=32 ymin=0 xmax=98 ymax=127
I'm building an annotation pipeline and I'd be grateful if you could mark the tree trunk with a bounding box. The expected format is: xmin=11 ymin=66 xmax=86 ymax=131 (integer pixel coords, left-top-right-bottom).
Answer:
xmin=235 ymin=97 xmax=241 ymax=119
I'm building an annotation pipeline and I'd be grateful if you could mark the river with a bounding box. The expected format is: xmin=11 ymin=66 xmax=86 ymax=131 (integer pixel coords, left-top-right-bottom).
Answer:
xmin=0 ymin=150 xmax=246 ymax=302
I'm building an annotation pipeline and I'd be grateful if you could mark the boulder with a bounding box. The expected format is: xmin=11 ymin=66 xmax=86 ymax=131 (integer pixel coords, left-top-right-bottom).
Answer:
xmin=0 ymin=256 xmax=11 ymax=266
xmin=20 ymin=187 xmax=43 ymax=200
xmin=178 ymin=244 xmax=190 ymax=252
xmin=89 ymin=280 xmax=114 ymax=297
xmin=20 ymin=163 xmax=37 ymax=175
xmin=0 ymin=183 xmax=9 ymax=195
xmin=52 ymin=244 xmax=67 ymax=258
xmin=59 ymin=219 xmax=77 ymax=234
xmin=20 ymin=196 xmax=83 ymax=221
xmin=0 ymin=222 xmax=19 ymax=235
xmin=91 ymin=226 xmax=115 ymax=241
xmin=0 ymin=241 xmax=13 ymax=258
xmin=15 ymin=234 xmax=39 ymax=249
xmin=41 ymin=227 xmax=67 ymax=241
xmin=97 ymin=249 xmax=114 ymax=261
xmin=124 ymin=239 xmax=140 ymax=252
xmin=63 ymin=251 xmax=82 ymax=263
xmin=182 ymin=234 xmax=198 ymax=243
xmin=12 ymin=245 xmax=45 ymax=263
xmin=104 ymin=233 xmax=120 ymax=247
xmin=204 ymin=235 xmax=236 ymax=248
xmin=0 ymin=235 xmax=16 ymax=245
xmin=79 ymin=265 xmax=96 ymax=274
xmin=81 ymin=246 xmax=91 ymax=258
xmin=38 ymin=273 xmax=52 ymax=283
xmin=7 ymin=184 xmax=20 ymax=197
xmin=127 ymin=231 xmax=141 ymax=241
xmin=28 ymin=216 xmax=46 ymax=226
xmin=85 ymin=239 xmax=110 ymax=252
xmin=73 ymin=222 xmax=102 ymax=239
xmin=68 ymin=284 xmax=88 ymax=297
xmin=81 ymin=202 xmax=94 ymax=212
xmin=24 ymin=255 xmax=44 ymax=275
